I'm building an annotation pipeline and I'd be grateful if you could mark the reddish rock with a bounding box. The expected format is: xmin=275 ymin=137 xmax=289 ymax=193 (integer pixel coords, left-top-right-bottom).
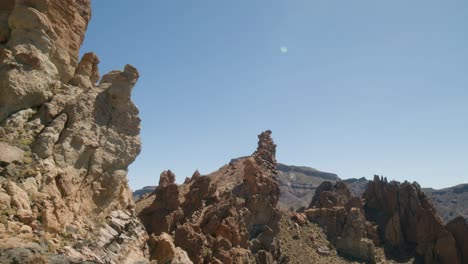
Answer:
xmin=138 ymin=131 xmax=283 ymax=264
xmin=138 ymin=170 xmax=181 ymax=235
xmin=309 ymin=181 xmax=352 ymax=209
xmin=290 ymin=212 xmax=307 ymax=226
xmin=364 ymin=176 xmax=461 ymax=263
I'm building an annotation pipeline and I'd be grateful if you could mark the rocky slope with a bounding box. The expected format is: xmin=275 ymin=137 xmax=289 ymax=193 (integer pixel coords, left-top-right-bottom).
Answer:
xmin=0 ymin=1 xmax=147 ymax=263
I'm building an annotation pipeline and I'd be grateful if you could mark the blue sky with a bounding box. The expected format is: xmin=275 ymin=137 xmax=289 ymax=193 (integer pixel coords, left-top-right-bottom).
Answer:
xmin=81 ymin=0 xmax=468 ymax=190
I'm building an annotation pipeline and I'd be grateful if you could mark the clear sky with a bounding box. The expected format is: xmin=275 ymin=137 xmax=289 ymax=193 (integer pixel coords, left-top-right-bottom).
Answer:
xmin=80 ymin=0 xmax=468 ymax=190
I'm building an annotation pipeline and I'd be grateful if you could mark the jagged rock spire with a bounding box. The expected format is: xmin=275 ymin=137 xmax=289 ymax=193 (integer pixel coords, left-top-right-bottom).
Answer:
xmin=253 ymin=130 xmax=277 ymax=167
xmin=159 ymin=170 xmax=176 ymax=188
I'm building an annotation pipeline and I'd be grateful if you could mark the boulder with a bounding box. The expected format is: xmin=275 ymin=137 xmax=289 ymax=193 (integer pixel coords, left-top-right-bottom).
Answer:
xmin=0 ymin=142 xmax=24 ymax=165
xmin=149 ymin=232 xmax=176 ymax=264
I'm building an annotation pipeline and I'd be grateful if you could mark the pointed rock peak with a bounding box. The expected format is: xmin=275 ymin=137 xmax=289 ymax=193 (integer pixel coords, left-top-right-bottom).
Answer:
xmin=253 ymin=130 xmax=277 ymax=166
xmin=191 ymin=170 xmax=201 ymax=179
xmin=123 ymin=64 xmax=139 ymax=84
xmin=159 ymin=170 xmax=176 ymax=188
xmin=69 ymin=52 xmax=100 ymax=88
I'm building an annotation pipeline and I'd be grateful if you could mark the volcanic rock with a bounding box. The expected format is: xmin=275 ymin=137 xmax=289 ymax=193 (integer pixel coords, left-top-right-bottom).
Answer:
xmin=137 ymin=131 xmax=282 ymax=264
xmin=0 ymin=1 xmax=146 ymax=262
xmin=305 ymin=181 xmax=377 ymax=263
xmin=364 ymin=175 xmax=461 ymax=263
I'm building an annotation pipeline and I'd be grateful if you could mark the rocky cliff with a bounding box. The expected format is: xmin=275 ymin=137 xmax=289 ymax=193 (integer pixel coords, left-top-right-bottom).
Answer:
xmin=0 ymin=1 xmax=147 ymax=263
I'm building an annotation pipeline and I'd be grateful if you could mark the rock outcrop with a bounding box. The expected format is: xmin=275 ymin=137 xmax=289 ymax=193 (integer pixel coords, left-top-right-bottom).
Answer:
xmin=364 ymin=175 xmax=461 ymax=264
xmin=0 ymin=1 xmax=146 ymax=262
xmin=305 ymin=181 xmax=377 ymax=263
xmin=137 ymin=131 xmax=284 ymax=264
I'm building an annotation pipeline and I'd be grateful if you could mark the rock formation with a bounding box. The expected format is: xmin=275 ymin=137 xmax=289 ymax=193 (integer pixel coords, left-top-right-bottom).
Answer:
xmin=304 ymin=176 xmax=468 ymax=264
xmin=0 ymin=0 xmax=147 ymax=262
xmin=137 ymin=131 xmax=284 ymax=264
xmin=305 ymin=181 xmax=377 ymax=263
xmin=363 ymin=175 xmax=461 ymax=263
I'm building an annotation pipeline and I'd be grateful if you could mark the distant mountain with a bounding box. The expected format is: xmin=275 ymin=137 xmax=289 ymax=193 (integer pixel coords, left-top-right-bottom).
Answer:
xmin=133 ymin=186 xmax=156 ymax=200
xmin=423 ymin=184 xmax=468 ymax=223
xmin=343 ymin=177 xmax=369 ymax=196
xmin=276 ymin=163 xmax=339 ymax=209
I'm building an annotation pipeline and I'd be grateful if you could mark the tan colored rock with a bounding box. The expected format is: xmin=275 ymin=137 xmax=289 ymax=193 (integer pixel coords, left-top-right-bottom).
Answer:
xmin=32 ymin=113 xmax=67 ymax=159
xmin=0 ymin=142 xmax=24 ymax=165
xmin=69 ymin=52 xmax=100 ymax=88
xmin=19 ymin=224 xmax=32 ymax=234
xmin=0 ymin=1 xmax=145 ymax=263
xmin=41 ymin=200 xmax=61 ymax=233
xmin=335 ymin=208 xmax=376 ymax=263
xmin=16 ymin=208 xmax=36 ymax=225
xmin=305 ymin=207 xmax=347 ymax=244
xmin=5 ymin=181 xmax=30 ymax=210
xmin=0 ymin=191 xmax=11 ymax=210
xmin=290 ymin=212 xmax=307 ymax=226
xmin=149 ymin=232 xmax=177 ymax=263
xmin=173 ymin=247 xmax=194 ymax=264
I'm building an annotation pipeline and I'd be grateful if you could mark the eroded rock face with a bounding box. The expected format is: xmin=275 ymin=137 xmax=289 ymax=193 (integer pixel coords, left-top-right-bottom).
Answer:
xmin=305 ymin=181 xmax=376 ymax=263
xmin=137 ymin=131 xmax=282 ymax=264
xmin=0 ymin=1 xmax=146 ymax=262
xmin=0 ymin=0 xmax=92 ymax=122
xmin=364 ymin=175 xmax=461 ymax=264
